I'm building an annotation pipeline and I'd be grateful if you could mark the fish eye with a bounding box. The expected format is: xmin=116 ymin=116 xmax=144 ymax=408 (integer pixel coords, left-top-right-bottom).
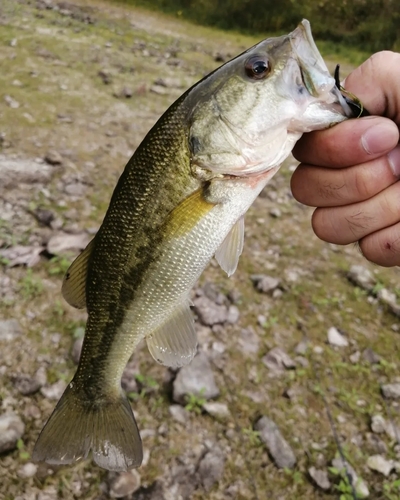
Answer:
xmin=244 ymin=55 xmax=271 ymax=80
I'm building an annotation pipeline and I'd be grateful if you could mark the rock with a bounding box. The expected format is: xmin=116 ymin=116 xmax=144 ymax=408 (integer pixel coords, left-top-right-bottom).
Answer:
xmin=44 ymin=150 xmax=63 ymax=165
xmin=237 ymin=327 xmax=259 ymax=357
xmin=121 ymin=86 xmax=133 ymax=98
xmin=0 ymin=319 xmax=22 ymax=341
xmin=349 ymin=351 xmax=361 ymax=364
xmin=254 ymin=416 xmax=296 ymax=469
xmin=308 ymin=466 xmax=331 ymax=490
xmin=371 ymin=415 xmax=386 ymax=434
xmin=0 ymin=245 xmax=44 ymax=267
xmin=0 ymin=413 xmax=25 ymax=452
xmin=262 ymin=347 xmax=296 ymax=373
xmin=331 ymin=456 xmax=369 ymax=498
xmin=366 ymin=455 xmax=394 ymax=477
xmin=12 ymin=372 xmax=43 ymax=396
xmin=362 ymin=348 xmax=381 ymax=364
xmin=0 ymin=155 xmax=53 ymax=188
xmin=169 ymin=404 xmax=189 ymax=424
xmin=226 ymin=305 xmax=240 ymax=324
xmin=109 ymin=470 xmax=141 ymax=498
xmin=33 ymin=208 xmax=55 ymax=227
xmin=347 ymin=265 xmax=375 ymax=291
xmin=98 ymin=69 xmax=112 ymax=84
xmin=193 ymin=296 xmax=227 ymax=326
xmin=4 ymin=95 xmax=20 ymax=108
xmin=198 ymin=448 xmax=225 ymax=491
xmin=294 ymin=339 xmax=309 ymax=355
xmin=366 ymin=433 xmax=388 ymax=455
xmin=47 ymin=232 xmax=90 ymax=255
xmin=150 ymin=85 xmax=168 ymax=95
xmin=18 ymin=462 xmax=38 ymax=478
xmin=327 ymin=326 xmax=349 ymax=347
xmin=40 ymin=380 xmax=67 ymax=400
xmin=381 ymin=383 xmax=400 ymax=399
xmin=173 ymin=352 xmax=220 ymax=404
xmin=250 ymin=274 xmax=280 ymax=294
xmin=71 ymin=337 xmax=83 ymax=364
xmin=203 ymin=402 xmax=230 ymax=420
xmin=269 ymin=207 xmax=281 ymax=218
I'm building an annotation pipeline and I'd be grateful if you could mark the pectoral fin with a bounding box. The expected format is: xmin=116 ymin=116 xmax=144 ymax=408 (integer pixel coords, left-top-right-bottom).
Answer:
xmin=62 ymin=239 xmax=95 ymax=309
xmin=215 ymin=216 xmax=244 ymax=277
xmin=146 ymin=302 xmax=197 ymax=369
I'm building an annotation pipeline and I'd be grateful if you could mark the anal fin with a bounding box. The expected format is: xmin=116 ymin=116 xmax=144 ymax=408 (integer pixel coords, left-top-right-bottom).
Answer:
xmin=146 ymin=302 xmax=197 ymax=369
xmin=215 ymin=216 xmax=244 ymax=277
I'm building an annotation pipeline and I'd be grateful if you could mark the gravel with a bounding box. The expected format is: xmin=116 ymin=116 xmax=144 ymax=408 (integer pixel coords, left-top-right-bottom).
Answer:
xmin=254 ymin=416 xmax=296 ymax=469
xmin=0 ymin=413 xmax=25 ymax=453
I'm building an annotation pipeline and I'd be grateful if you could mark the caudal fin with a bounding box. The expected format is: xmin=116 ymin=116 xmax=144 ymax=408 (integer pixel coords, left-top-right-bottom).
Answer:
xmin=33 ymin=383 xmax=143 ymax=471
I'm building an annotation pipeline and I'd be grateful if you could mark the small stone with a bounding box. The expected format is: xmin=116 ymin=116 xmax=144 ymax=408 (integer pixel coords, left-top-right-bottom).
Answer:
xmin=349 ymin=351 xmax=361 ymax=364
xmin=173 ymin=352 xmax=220 ymax=404
xmin=109 ymin=470 xmax=141 ymax=498
xmin=262 ymin=347 xmax=296 ymax=373
xmin=269 ymin=208 xmax=281 ymax=218
xmin=371 ymin=415 xmax=386 ymax=434
xmin=362 ymin=348 xmax=381 ymax=364
xmin=40 ymin=380 xmax=67 ymax=400
xmin=18 ymin=462 xmax=38 ymax=478
xmin=313 ymin=346 xmax=324 ymax=354
xmin=331 ymin=457 xmax=369 ymax=498
xmin=250 ymin=274 xmax=280 ymax=294
xmin=0 ymin=413 xmax=25 ymax=452
xmin=327 ymin=326 xmax=349 ymax=347
xmin=0 ymin=319 xmax=22 ymax=341
xmin=203 ymin=402 xmax=231 ymax=420
xmin=347 ymin=265 xmax=375 ymax=291
xmin=198 ymin=448 xmax=225 ymax=491
xmin=226 ymin=305 xmax=240 ymax=324
xmin=121 ymin=87 xmax=133 ymax=98
xmin=150 ymin=85 xmax=168 ymax=95
xmin=237 ymin=327 xmax=259 ymax=357
xmin=254 ymin=416 xmax=296 ymax=469
xmin=295 ymin=339 xmax=309 ymax=355
xmin=366 ymin=455 xmax=394 ymax=477
xmin=381 ymin=383 xmax=400 ymax=399
xmin=98 ymin=69 xmax=112 ymax=84
xmin=308 ymin=466 xmax=331 ymax=490
xmin=366 ymin=433 xmax=388 ymax=455
xmin=377 ymin=288 xmax=397 ymax=307
xmin=71 ymin=337 xmax=83 ymax=365
xmin=193 ymin=296 xmax=227 ymax=326
xmin=44 ymin=150 xmax=63 ymax=165
xmin=12 ymin=373 xmax=42 ymax=396
xmin=169 ymin=404 xmax=189 ymax=424
xmin=4 ymin=95 xmax=20 ymax=108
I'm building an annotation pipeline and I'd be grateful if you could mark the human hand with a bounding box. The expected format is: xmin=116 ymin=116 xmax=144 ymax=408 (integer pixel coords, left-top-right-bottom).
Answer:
xmin=291 ymin=51 xmax=400 ymax=266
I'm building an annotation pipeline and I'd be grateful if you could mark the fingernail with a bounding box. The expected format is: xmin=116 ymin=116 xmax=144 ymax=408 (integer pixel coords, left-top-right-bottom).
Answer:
xmin=388 ymin=145 xmax=400 ymax=178
xmin=361 ymin=122 xmax=398 ymax=155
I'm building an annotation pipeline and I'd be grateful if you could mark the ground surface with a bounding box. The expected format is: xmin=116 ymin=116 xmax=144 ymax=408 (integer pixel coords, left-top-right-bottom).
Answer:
xmin=0 ymin=1 xmax=400 ymax=499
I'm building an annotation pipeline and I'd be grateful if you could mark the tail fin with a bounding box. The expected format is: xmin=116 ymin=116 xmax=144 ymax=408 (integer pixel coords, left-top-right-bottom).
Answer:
xmin=32 ymin=382 xmax=143 ymax=471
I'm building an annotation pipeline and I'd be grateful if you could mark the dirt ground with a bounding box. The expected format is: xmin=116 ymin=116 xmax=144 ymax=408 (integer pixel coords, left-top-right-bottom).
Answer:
xmin=1 ymin=1 xmax=400 ymax=499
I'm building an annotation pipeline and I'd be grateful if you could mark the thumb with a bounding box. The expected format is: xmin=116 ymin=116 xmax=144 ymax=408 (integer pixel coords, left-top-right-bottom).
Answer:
xmin=343 ymin=51 xmax=400 ymax=124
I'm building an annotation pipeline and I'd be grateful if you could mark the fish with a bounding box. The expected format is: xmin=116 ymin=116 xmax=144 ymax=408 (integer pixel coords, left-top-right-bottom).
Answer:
xmin=33 ymin=19 xmax=359 ymax=472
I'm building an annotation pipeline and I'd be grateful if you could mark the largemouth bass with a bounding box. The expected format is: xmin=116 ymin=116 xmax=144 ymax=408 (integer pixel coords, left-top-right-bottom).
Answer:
xmin=33 ymin=20 xmax=359 ymax=471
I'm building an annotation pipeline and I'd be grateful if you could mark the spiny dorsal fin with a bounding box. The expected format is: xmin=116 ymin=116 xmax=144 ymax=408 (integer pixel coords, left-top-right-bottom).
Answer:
xmin=62 ymin=238 xmax=95 ymax=309
xmin=146 ymin=302 xmax=197 ymax=369
xmin=215 ymin=216 xmax=244 ymax=277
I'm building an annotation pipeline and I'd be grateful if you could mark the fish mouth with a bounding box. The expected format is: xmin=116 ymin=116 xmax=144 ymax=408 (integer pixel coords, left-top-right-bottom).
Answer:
xmin=290 ymin=19 xmax=367 ymax=118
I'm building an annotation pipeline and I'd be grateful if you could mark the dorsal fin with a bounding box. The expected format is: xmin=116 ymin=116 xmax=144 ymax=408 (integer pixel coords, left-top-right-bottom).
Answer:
xmin=146 ymin=302 xmax=197 ymax=368
xmin=61 ymin=238 xmax=95 ymax=309
xmin=215 ymin=216 xmax=244 ymax=277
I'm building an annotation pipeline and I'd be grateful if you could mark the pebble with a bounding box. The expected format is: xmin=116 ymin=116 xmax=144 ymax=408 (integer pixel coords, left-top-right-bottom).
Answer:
xmin=262 ymin=347 xmax=296 ymax=373
xmin=308 ymin=466 xmax=331 ymax=490
xmin=198 ymin=448 xmax=225 ymax=491
xmin=193 ymin=296 xmax=228 ymax=326
xmin=173 ymin=352 xmax=220 ymax=404
xmin=381 ymin=383 xmax=400 ymax=399
xmin=366 ymin=454 xmax=394 ymax=477
xmin=0 ymin=413 xmax=25 ymax=453
xmin=40 ymin=380 xmax=67 ymax=400
xmin=331 ymin=456 xmax=369 ymax=498
xmin=362 ymin=347 xmax=381 ymax=364
xmin=18 ymin=462 xmax=38 ymax=478
xmin=237 ymin=327 xmax=259 ymax=357
xmin=371 ymin=415 xmax=386 ymax=434
xmin=203 ymin=402 xmax=231 ymax=420
xmin=327 ymin=326 xmax=349 ymax=347
xmin=269 ymin=207 xmax=281 ymax=218
xmin=109 ymin=470 xmax=141 ymax=498
xmin=347 ymin=265 xmax=375 ymax=291
xmin=44 ymin=150 xmax=63 ymax=165
xmin=294 ymin=339 xmax=309 ymax=355
xmin=168 ymin=404 xmax=189 ymax=424
xmin=0 ymin=319 xmax=22 ymax=341
xmin=250 ymin=274 xmax=280 ymax=294
xmin=4 ymin=95 xmax=20 ymax=108
xmin=12 ymin=373 xmax=42 ymax=396
xmin=254 ymin=416 xmax=296 ymax=469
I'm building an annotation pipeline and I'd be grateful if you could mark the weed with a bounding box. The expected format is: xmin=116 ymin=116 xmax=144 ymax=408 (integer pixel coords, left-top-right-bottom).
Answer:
xmin=19 ymin=269 xmax=43 ymax=299
xmin=184 ymin=389 xmax=206 ymax=414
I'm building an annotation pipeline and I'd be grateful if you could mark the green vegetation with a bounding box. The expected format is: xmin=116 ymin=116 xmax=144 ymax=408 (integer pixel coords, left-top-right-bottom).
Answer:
xmin=116 ymin=0 xmax=400 ymax=52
